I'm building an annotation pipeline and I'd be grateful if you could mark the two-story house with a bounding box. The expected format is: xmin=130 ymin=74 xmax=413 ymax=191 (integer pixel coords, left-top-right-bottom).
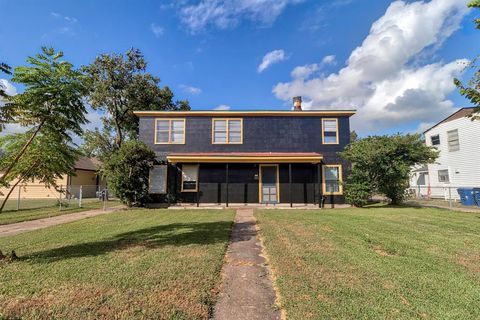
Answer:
xmin=410 ymin=107 xmax=480 ymax=199
xmin=135 ymin=97 xmax=355 ymax=206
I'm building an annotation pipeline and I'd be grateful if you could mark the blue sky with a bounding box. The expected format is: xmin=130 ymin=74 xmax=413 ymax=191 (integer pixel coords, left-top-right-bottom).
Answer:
xmin=0 ymin=0 xmax=478 ymax=136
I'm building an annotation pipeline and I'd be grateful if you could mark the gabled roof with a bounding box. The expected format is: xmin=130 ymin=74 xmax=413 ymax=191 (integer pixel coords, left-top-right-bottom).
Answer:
xmin=74 ymin=157 xmax=101 ymax=171
xmin=134 ymin=110 xmax=356 ymax=117
xmin=424 ymin=107 xmax=477 ymax=134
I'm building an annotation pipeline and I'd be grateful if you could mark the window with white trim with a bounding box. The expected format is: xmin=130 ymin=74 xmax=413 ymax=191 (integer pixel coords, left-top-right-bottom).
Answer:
xmin=438 ymin=169 xmax=449 ymax=183
xmin=155 ymin=119 xmax=185 ymax=144
xmin=322 ymin=119 xmax=339 ymax=144
xmin=212 ymin=119 xmax=243 ymax=144
xmin=181 ymin=164 xmax=199 ymax=192
xmin=322 ymin=165 xmax=343 ymax=194
xmin=447 ymin=129 xmax=459 ymax=152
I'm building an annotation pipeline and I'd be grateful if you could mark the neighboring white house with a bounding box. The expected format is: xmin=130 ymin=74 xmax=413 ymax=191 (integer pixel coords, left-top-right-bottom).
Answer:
xmin=410 ymin=107 xmax=480 ymax=199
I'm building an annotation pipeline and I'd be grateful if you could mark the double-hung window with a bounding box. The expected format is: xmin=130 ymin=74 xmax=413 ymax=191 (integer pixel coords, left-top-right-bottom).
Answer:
xmin=447 ymin=129 xmax=459 ymax=152
xmin=181 ymin=164 xmax=199 ymax=192
xmin=322 ymin=118 xmax=339 ymax=144
xmin=322 ymin=165 xmax=343 ymax=195
xmin=438 ymin=169 xmax=449 ymax=183
xmin=212 ymin=119 xmax=243 ymax=144
xmin=155 ymin=119 xmax=185 ymax=144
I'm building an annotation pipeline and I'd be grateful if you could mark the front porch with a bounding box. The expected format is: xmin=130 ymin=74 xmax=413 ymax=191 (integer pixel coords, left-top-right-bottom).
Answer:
xmin=149 ymin=152 xmax=346 ymax=207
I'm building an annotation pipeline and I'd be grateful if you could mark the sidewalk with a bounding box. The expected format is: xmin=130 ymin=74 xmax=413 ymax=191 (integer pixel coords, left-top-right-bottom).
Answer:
xmin=213 ymin=209 xmax=281 ymax=320
xmin=0 ymin=205 xmax=124 ymax=238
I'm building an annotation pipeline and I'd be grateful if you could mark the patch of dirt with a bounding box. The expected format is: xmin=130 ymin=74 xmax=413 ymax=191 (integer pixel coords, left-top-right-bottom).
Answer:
xmin=457 ymin=253 xmax=480 ymax=273
xmin=372 ymin=245 xmax=395 ymax=257
xmin=320 ymin=225 xmax=334 ymax=233
xmin=317 ymin=293 xmax=335 ymax=304
xmin=400 ymin=296 xmax=410 ymax=306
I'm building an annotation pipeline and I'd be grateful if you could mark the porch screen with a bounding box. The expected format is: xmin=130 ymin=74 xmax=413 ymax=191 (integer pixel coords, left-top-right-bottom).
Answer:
xmin=149 ymin=165 xmax=167 ymax=194
xmin=181 ymin=164 xmax=199 ymax=192
xmin=323 ymin=165 xmax=342 ymax=194
xmin=322 ymin=119 xmax=338 ymax=144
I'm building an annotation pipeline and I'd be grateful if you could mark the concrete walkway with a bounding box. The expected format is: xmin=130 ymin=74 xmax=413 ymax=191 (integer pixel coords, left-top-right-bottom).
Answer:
xmin=213 ymin=209 xmax=281 ymax=320
xmin=0 ymin=206 xmax=123 ymax=238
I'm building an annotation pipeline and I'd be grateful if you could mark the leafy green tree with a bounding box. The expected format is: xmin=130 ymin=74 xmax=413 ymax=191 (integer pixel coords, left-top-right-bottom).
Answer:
xmin=0 ymin=47 xmax=88 ymax=187
xmin=454 ymin=1 xmax=479 ymax=120
xmin=340 ymin=134 xmax=438 ymax=206
xmin=101 ymin=140 xmax=156 ymax=207
xmin=350 ymin=130 xmax=358 ymax=142
xmin=0 ymin=131 xmax=81 ymax=212
xmin=83 ymin=48 xmax=189 ymax=151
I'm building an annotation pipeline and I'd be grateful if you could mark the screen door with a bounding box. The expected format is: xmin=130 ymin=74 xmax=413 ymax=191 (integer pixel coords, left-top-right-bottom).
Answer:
xmin=260 ymin=165 xmax=279 ymax=203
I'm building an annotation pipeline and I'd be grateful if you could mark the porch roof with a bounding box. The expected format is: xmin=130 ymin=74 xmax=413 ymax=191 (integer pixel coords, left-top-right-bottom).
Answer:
xmin=166 ymin=152 xmax=323 ymax=164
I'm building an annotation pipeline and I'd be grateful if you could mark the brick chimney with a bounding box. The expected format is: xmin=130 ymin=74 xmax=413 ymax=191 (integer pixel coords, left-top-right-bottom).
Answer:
xmin=293 ymin=96 xmax=302 ymax=111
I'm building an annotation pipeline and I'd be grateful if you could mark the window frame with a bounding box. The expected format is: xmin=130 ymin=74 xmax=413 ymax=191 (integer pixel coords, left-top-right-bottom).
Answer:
xmin=322 ymin=164 xmax=343 ymax=195
xmin=447 ymin=129 xmax=459 ymax=152
xmin=154 ymin=118 xmax=186 ymax=145
xmin=211 ymin=118 xmax=243 ymax=144
xmin=322 ymin=118 xmax=339 ymax=145
xmin=437 ymin=169 xmax=450 ymax=183
xmin=430 ymin=134 xmax=440 ymax=146
xmin=181 ymin=164 xmax=199 ymax=192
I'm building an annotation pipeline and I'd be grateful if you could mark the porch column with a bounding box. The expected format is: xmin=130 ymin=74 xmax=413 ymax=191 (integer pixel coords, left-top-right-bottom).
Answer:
xmin=289 ymin=163 xmax=292 ymax=207
xmin=226 ymin=163 xmax=229 ymax=207
xmin=317 ymin=163 xmax=322 ymax=208
xmin=197 ymin=163 xmax=200 ymax=207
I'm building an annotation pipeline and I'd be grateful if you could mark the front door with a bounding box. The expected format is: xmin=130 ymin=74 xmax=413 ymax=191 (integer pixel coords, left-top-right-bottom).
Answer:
xmin=260 ymin=165 xmax=279 ymax=204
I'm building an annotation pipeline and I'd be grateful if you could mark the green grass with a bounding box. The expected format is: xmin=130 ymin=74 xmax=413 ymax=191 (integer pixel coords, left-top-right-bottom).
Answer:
xmin=0 ymin=199 xmax=121 ymax=225
xmin=0 ymin=208 xmax=235 ymax=319
xmin=256 ymin=206 xmax=480 ymax=320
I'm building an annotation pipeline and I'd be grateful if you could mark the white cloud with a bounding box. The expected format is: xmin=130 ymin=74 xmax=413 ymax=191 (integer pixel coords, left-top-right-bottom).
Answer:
xmin=258 ymin=49 xmax=287 ymax=73
xmin=150 ymin=23 xmax=164 ymax=37
xmin=214 ymin=104 xmax=231 ymax=110
xmin=50 ymin=12 xmax=77 ymax=23
xmin=322 ymin=55 xmax=336 ymax=65
xmin=180 ymin=84 xmax=202 ymax=95
xmin=273 ymin=0 xmax=469 ymax=134
xmin=179 ymin=0 xmax=303 ymax=33
xmin=290 ymin=55 xmax=336 ymax=79
xmin=0 ymin=79 xmax=16 ymax=98
xmin=291 ymin=63 xmax=320 ymax=80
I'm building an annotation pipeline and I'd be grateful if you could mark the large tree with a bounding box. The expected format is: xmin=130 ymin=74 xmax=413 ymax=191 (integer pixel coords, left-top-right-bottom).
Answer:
xmin=340 ymin=134 xmax=438 ymax=206
xmin=0 ymin=47 xmax=88 ymax=188
xmin=454 ymin=1 xmax=479 ymax=120
xmin=83 ymin=48 xmax=189 ymax=154
xmin=0 ymin=131 xmax=81 ymax=212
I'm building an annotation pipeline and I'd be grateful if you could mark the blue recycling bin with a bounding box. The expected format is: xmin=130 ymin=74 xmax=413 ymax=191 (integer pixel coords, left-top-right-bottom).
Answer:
xmin=473 ymin=188 xmax=480 ymax=207
xmin=457 ymin=188 xmax=476 ymax=206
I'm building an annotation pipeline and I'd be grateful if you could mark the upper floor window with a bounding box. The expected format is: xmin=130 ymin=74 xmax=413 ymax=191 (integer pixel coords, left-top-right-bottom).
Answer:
xmin=155 ymin=119 xmax=185 ymax=144
xmin=430 ymin=134 xmax=440 ymax=146
xmin=447 ymin=129 xmax=459 ymax=152
xmin=322 ymin=164 xmax=343 ymax=195
xmin=212 ymin=119 xmax=243 ymax=144
xmin=322 ymin=118 xmax=339 ymax=144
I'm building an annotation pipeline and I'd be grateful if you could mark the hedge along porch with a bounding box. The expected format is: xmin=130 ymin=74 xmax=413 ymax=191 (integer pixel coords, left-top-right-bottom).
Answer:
xmin=149 ymin=153 xmax=346 ymax=207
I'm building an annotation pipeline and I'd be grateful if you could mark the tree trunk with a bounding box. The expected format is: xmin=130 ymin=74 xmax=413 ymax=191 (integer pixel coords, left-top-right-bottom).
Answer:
xmin=0 ymin=120 xmax=44 ymax=185
xmin=0 ymin=178 xmax=22 ymax=213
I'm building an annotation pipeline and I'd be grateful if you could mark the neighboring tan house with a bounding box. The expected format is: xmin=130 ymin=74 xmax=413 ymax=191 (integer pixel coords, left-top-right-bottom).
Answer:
xmin=0 ymin=157 xmax=105 ymax=199
xmin=135 ymin=97 xmax=355 ymax=206
xmin=410 ymin=107 xmax=480 ymax=199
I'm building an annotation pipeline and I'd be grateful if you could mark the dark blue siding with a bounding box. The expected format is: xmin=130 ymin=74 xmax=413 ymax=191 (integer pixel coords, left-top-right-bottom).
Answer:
xmin=139 ymin=115 xmax=350 ymax=159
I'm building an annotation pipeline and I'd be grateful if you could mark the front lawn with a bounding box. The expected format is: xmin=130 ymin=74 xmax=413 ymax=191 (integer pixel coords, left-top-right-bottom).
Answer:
xmin=0 ymin=209 xmax=234 ymax=319
xmin=0 ymin=199 xmax=121 ymax=225
xmin=256 ymin=206 xmax=480 ymax=320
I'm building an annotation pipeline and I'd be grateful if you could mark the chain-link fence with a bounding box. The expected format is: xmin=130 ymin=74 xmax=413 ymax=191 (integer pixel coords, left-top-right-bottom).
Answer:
xmin=0 ymin=184 xmax=119 ymax=212
xmin=406 ymin=185 xmax=480 ymax=210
